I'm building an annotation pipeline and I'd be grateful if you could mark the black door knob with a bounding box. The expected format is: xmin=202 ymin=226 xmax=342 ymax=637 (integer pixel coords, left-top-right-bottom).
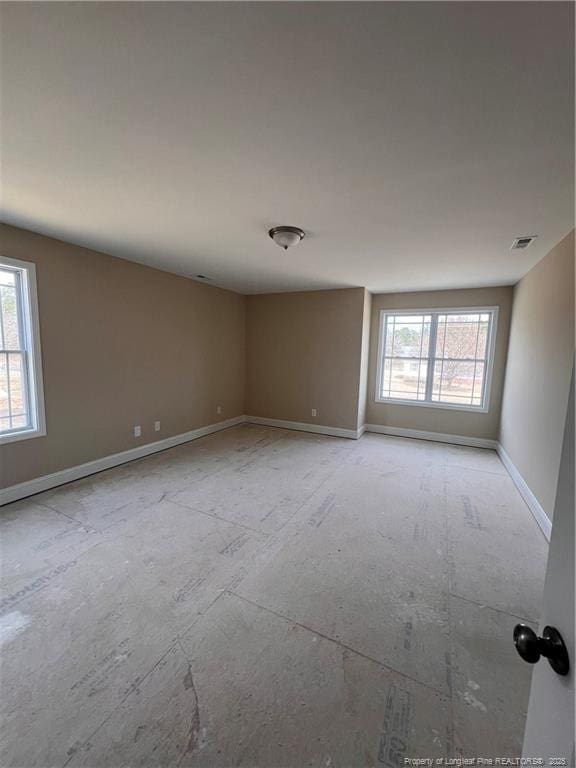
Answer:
xmin=513 ymin=624 xmax=570 ymax=676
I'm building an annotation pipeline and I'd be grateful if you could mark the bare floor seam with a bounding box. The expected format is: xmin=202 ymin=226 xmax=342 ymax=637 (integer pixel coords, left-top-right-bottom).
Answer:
xmin=225 ymin=589 xmax=449 ymax=700
xmin=61 ymin=641 xmax=178 ymax=768
xmin=165 ymin=498 xmax=270 ymax=536
xmin=448 ymin=591 xmax=537 ymax=625
xmin=36 ymin=500 xmax=96 ymax=526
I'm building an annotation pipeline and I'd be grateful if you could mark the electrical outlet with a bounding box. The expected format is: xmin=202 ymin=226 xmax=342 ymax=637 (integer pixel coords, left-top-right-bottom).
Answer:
xmin=154 ymin=421 xmax=161 ymax=432
xmin=311 ymin=408 xmax=317 ymax=417
xmin=134 ymin=425 xmax=141 ymax=438
xmin=217 ymin=405 xmax=222 ymax=415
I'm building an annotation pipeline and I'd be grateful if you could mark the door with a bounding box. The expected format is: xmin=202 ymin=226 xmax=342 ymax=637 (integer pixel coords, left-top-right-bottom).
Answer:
xmin=522 ymin=366 xmax=574 ymax=762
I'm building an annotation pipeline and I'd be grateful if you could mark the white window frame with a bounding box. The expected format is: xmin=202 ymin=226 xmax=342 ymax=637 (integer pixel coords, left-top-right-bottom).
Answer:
xmin=375 ymin=306 xmax=499 ymax=413
xmin=0 ymin=256 xmax=46 ymax=444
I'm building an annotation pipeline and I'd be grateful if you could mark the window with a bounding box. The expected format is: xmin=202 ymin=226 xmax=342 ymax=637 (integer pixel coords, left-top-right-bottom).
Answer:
xmin=375 ymin=307 xmax=498 ymax=412
xmin=0 ymin=257 xmax=45 ymax=443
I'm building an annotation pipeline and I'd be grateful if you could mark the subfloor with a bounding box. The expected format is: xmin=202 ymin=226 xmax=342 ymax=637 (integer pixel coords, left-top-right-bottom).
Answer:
xmin=1 ymin=425 xmax=548 ymax=767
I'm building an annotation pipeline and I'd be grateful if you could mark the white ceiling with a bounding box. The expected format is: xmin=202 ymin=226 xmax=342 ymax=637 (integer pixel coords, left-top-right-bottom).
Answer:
xmin=1 ymin=2 xmax=573 ymax=294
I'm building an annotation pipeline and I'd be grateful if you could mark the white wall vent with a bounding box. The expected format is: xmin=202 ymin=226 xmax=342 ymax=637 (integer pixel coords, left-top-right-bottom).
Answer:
xmin=510 ymin=236 xmax=537 ymax=250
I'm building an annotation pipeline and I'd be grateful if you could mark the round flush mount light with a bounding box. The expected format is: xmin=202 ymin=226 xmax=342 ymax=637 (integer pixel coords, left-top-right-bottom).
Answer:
xmin=268 ymin=226 xmax=305 ymax=250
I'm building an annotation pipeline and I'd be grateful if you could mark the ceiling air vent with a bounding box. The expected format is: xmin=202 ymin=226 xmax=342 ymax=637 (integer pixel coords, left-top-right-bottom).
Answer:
xmin=511 ymin=236 xmax=537 ymax=250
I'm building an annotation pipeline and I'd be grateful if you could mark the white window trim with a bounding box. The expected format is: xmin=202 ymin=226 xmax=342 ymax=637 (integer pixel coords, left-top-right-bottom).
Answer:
xmin=0 ymin=255 xmax=46 ymax=444
xmin=374 ymin=306 xmax=499 ymax=414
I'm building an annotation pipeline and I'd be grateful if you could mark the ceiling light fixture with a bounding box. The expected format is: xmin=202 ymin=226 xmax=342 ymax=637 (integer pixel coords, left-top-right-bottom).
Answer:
xmin=268 ymin=226 xmax=305 ymax=250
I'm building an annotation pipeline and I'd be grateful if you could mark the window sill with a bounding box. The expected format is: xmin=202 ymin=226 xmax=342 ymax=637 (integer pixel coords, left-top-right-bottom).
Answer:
xmin=0 ymin=426 xmax=46 ymax=445
xmin=374 ymin=397 xmax=489 ymax=414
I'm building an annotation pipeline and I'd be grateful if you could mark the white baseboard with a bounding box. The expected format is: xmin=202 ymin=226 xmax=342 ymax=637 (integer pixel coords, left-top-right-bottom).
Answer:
xmin=497 ymin=444 xmax=552 ymax=541
xmin=245 ymin=415 xmax=362 ymax=440
xmin=364 ymin=423 xmax=498 ymax=450
xmin=2 ymin=413 xmax=550 ymax=547
xmin=0 ymin=415 xmax=246 ymax=507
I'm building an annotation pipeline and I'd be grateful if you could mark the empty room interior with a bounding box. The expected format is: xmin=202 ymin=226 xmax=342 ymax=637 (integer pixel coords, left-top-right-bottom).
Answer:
xmin=0 ymin=2 xmax=574 ymax=765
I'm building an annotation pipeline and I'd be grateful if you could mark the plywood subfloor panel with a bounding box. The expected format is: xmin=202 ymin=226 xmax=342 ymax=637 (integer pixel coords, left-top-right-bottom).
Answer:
xmin=0 ymin=425 xmax=547 ymax=766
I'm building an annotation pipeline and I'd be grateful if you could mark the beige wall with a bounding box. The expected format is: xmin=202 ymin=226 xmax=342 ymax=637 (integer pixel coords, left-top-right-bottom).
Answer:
xmin=0 ymin=224 xmax=246 ymax=488
xmin=245 ymin=288 xmax=366 ymax=431
xmin=365 ymin=286 xmax=513 ymax=440
xmin=500 ymin=230 xmax=575 ymax=521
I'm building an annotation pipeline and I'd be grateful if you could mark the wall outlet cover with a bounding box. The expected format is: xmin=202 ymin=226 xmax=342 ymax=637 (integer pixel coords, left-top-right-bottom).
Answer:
xmin=154 ymin=421 xmax=161 ymax=432
xmin=134 ymin=425 xmax=142 ymax=438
